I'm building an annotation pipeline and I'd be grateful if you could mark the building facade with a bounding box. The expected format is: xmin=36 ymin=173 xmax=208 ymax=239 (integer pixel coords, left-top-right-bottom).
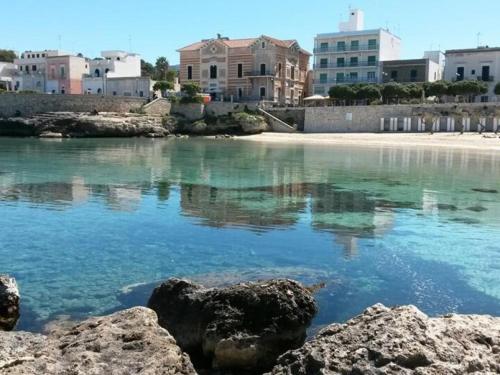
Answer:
xmin=381 ymin=52 xmax=444 ymax=83
xmin=178 ymin=35 xmax=311 ymax=105
xmin=12 ymin=50 xmax=89 ymax=94
xmin=0 ymin=62 xmax=17 ymax=91
xmin=313 ymin=9 xmax=401 ymax=95
xmin=444 ymin=47 xmax=500 ymax=102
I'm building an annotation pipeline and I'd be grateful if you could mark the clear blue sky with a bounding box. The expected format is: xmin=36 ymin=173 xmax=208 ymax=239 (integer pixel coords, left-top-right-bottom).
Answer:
xmin=2 ymin=0 xmax=499 ymax=64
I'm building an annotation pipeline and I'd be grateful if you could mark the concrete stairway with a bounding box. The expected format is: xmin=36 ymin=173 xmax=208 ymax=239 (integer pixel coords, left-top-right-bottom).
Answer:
xmin=257 ymin=108 xmax=296 ymax=133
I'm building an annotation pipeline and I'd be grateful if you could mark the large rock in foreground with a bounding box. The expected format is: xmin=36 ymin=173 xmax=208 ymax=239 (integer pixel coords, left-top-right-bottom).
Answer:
xmin=269 ymin=304 xmax=500 ymax=375
xmin=0 ymin=307 xmax=197 ymax=374
xmin=0 ymin=275 xmax=20 ymax=331
xmin=148 ymin=278 xmax=317 ymax=372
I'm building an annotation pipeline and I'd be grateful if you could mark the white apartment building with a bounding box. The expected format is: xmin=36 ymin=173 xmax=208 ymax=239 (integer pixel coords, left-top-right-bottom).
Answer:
xmin=313 ymin=9 xmax=401 ymax=95
xmin=444 ymin=46 xmax=500 ymax=102
xmin=12 ymin=50 xmax=66 ymax=92
xmin=83 ymin=51 xmax=149 ymax=97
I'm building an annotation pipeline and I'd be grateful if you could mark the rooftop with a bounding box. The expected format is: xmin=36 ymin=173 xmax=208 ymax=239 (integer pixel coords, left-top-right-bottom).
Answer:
xmin=316 ymin=28 xmax=400 ymax=40
xmin=446 ymin=46 xmax=500 ymax=54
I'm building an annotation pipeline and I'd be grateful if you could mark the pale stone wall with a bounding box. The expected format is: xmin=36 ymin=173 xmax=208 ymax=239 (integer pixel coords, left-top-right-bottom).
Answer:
xmin=143 ymin=98 xmax=171 ymax=116
xmin=267 ymin=108 xmax=305 ymax=130
xmin=205 ymin=102 xmax=259 ymax=117
xmin=171 ymin=103 xmax=205 ymax=121
xmin=304 ymin=103 xmax=500 ymax=133
xmin=0 ymin=93 xmax=146 ymax=117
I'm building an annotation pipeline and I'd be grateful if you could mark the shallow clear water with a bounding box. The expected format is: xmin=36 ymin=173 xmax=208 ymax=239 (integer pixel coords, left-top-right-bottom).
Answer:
xmin=0 ymin=137 xmax=499 ymax=331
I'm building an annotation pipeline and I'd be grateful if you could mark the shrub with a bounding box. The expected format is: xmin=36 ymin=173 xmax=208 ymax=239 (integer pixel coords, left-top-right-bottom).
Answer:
xmin=495 ymin=82 xmax=500 ymax=96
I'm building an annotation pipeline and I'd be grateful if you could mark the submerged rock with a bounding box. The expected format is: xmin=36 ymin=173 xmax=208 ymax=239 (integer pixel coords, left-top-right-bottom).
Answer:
xmin=148 ymin=278 xmax=317 ymax=372
xmin=268 ymin=304 xmax=500 ymax=375
xmin=0 ymin=275 xmax=20 ymax=331
xmin=0 ymin=307 xmax=197 ymax=374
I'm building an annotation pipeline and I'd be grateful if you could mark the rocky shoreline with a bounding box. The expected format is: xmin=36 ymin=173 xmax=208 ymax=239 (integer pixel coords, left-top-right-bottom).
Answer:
xmin=0 ymin=111 xmax=270 ymax=138
xmin=1 ymin=275 xmax=499 ymax=374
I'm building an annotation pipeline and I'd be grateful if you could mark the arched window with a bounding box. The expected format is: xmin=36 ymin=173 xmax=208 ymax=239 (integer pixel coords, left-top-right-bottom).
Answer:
xmin=105 ymin=68 xmax=110 ymax=74
xmin=260 ymin=63 xmax=266 ymax=76
xmin=94 ymin=69 xmax=100 ymax=78
xmin=210 ymin=65 xmax=217 ymax=79
xmin=97 ymin=88 xmax=102 ymax=94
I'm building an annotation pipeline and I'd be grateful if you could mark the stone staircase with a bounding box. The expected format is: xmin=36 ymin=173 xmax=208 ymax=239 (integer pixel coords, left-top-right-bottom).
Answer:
xmin=257 ymin=108 xmax=296 ymax=133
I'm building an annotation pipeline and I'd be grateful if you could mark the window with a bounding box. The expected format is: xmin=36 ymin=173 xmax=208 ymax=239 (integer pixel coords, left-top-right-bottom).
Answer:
xmin=113 ymin=91 xmax=117 ymax=96
xmin=260 ymin=87 xmax=266 ymax=98
xmin=278 ymin=63 xmax=282 ymax=76
xmin=27 ymin=54 xmax=30 ymax=58
xmin=319 ymin=73 xmax=328 ymax=84
xmin=210 ymin=65 xmax=217 ymax=79
xmin=97 ymin=88 xmax=102 ymax=94
xmin=320 ymin=42 xmax=329 ymax=50
xmin=351 ymin=40 xmax=359 ymax=51
xmin=368 ymin=39 xmax=377 ymax=50
xmin=105 ymin=68 xmax=110 ymax=74
xmin=50 ymin=68 xmax=56 ymax=79
xmin=42 ymin=54 xmax=45 ymax=58
xmin=481 ymin=95 xmax=489 ymax=103
xmin=391 ymin=70 xmax=398 ymax=80
xmin=32 ymin=65 xmax=37 ymax=71
xmin=238 ymin=88 xmax=243 ymax=98
xmin=26 ymin=65 xmax=30 ymax=72
xmin=337 ymin=41 xmax=346 ymax=51
xmin=481 ymin=66 xmax=490 ymax=81
xmin=36 ymin=54 xmax=40 ymax=58
xmin=410 ymin=69 xmax=418 ymax=82
xmin=139 ymin=91 xmax=144 ymax=97
xmin=261 ymin=42 xmax=266 ymax=49
xmin=367 ymin=56 xmax=376 ymax=66
xmin=456 ymin=67 xmax=464 ymax=81
xmin=187 ymin=66 xmax=193 ymax=80
xmin=349 ymin=72 xmax=358 ymax=81
xmin=367 ymin=71 xmax=376 ymax=81
xmin=60 ymin=66 xmax=66 ymax=79
xmin=117 ymin=57 xmax=120 ymax=61
xmin=337 ymin=57 xmax=345 ymax=67
xmin=237 ymin=63 xmax=243 ymax=78
xmin=314 ymin=86 xmax=325 ymax=95
xmin=95 ymin=69 xmax=100 ymax=78
xmin=19 ymin=66 xmax=23 ymax=71
xmin=350 ymin=57 xmax=358 ymax=67
xmin=336 ymin=73 xmax=345 ymax=83
xmin=471 ymin=69 xmax=476 ymax=75
xmin=260 ymin=63 xmax=266 ymax=76
xmin=291 ymin=66 xmax=295 ymax=80
xmin=319 ymin=58 xmax=328 ymax=68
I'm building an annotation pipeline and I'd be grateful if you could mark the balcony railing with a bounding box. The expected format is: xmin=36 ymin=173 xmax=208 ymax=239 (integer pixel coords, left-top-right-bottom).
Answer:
xmin=314 ymin=44 xmax=379 ymax=54
xmin=247 ymin=71 xmax=276 ymax=77
xmin=314 ymin=61 xmax=379 ymax=69
xmin=315 ymin=76 xmax=379 ymax=85
xmin=477 ymin=75 xmax=494 ymax=82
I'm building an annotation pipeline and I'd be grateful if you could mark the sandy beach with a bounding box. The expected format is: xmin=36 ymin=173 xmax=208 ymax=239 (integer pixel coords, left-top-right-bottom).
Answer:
xmin=239 ymin=132 xmax=500 ymax=152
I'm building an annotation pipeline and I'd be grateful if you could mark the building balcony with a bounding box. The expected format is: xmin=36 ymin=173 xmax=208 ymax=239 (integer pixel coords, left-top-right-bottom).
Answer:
xmin=246 ymin=71 xmax=276 ymax=77
xmin=477 ymin=75 xmax=494 ymax=82
xmin=314 ymin=44 xmax=379 ymax=54
xmin=314 ymin=62 xmax=379 ymax=69
xmin=314 ymin=76 xmax=379 ymax=85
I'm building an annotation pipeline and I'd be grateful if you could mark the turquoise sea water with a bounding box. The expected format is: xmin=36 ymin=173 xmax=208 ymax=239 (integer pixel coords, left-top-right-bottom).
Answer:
xmin=0 ymin=137 xmax=499 ymax=331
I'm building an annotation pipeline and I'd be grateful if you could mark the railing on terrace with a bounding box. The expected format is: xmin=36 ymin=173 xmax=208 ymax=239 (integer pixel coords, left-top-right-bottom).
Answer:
xmin=246 ymin=71 xmax=276 ymax=77
xmin=314 ymin=44 xmax=379 ymax=53
xmin=314 ymin=76 xmax=379 ymax=84
xmin=477 ymin=76 xmax=494 ymax=82
xmin=314 ymin=62 xmax=379 ymax=69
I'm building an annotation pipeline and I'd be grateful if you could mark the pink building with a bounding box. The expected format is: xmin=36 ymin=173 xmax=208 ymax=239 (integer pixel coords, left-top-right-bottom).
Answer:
xmin=46 ymin=55 xmax=89 ymax=94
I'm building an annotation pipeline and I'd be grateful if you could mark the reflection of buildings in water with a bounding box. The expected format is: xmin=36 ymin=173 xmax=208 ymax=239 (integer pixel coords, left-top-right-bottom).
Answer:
xmin=422 ymin=189 xmax=439 ymax=215
xmin=180 ymin=183 xmax=307 ymax=229
xmin=334 ymin=234 xmax=358 ymax=259
xmin=105 ymin=186 xmax=142 ymax=212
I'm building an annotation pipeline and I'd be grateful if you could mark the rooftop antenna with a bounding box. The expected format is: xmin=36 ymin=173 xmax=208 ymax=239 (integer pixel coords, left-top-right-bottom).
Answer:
xmin=58 ymin=34 xmax=62 ymax=50
xmin=476 ymin=32 xmax=481 ymax=47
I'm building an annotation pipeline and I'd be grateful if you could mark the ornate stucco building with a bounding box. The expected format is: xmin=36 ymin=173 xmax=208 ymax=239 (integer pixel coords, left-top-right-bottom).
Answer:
xmin=178 ymin=35 xmax=311 ymax=105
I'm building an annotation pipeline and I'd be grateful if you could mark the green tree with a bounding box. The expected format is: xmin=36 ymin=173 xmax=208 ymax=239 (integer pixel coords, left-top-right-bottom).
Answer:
xmin=423 ymin=81 xmax=449 ymax=101
xmin=356 ymin=85 xmax=381 ymax=103
xmin=405 ymin=83 xmax=423 ymax=100
xmin=495 ymin=82 xmax=500 ymax=96
xmin=165 ymin=70 xmax=177 ymax=83
xmin=382 ymin=82 xmax=408 ymax=103
xmin=141 ymin=59 xmax=155 ymax=77
xmin=448 ymin=80 xmax=488 ymax=102
xmin=0 ymin=49 xmax=16 ymax=63
xmin=180 ymin=82 xmax=203 ymax=103
xmin=154 ymin=57 xmax=170 ymax=80
xmin=153 ymin=81 xmax=174 ymax=92
xmin=328 ymin=85 xmax=356 ymax=105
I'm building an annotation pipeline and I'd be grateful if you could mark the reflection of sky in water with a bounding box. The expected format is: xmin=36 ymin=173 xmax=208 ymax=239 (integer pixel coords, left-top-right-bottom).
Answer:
xmin=0 ymin=138 xmax=499 ymax=331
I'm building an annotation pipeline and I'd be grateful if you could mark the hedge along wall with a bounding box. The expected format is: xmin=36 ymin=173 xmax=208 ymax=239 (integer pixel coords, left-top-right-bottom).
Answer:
xmin=0 ymin=93 xmax=147 ymax=117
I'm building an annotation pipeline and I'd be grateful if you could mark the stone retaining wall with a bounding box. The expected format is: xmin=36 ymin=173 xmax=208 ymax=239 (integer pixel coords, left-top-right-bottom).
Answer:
xmin=205 ymin=102 xmax=259 ymax=117
xmin=266 ymin=108 xmax=305 ymax=131
xmin=304 ymin=103 xmax=500 ymax=133
xmin=0 ymin=93 xmax=146 ymax=117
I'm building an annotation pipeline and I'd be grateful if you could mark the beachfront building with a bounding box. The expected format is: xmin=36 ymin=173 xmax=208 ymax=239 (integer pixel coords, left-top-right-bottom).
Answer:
xmin=381 ymin=51 xmax=445 ymax=83
xmin=313 ymin=9 xmax=401 ymax=96
xmin=444 ymin=46 xmax=500 ymax=102
xmin=12 ymin=50 xmax=89 ymax=94
xmin=178 ymin=35 xmax=311 ymax=105
xmin=82 ymin=51 xmax=148 ymax=96
xmin=0 ymin=62 xmax=17 ymax=91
